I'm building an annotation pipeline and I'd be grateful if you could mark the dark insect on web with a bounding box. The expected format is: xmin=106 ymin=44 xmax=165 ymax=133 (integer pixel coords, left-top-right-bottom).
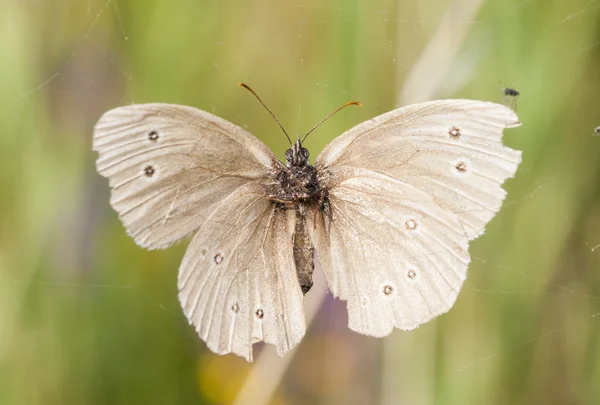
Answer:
xmin=502 ymin=87 xmax=520 ymax=111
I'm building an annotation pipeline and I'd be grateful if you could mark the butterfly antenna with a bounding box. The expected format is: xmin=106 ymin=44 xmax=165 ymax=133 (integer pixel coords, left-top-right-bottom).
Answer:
xmin=239 ymin=83 xmax=292 ymax=146
xmin=302 ymin=101 xmax=362 ymax=142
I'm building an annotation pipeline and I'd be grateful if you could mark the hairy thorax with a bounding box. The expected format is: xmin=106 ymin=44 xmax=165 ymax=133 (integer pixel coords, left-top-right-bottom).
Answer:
xmin=272 ymin=164 xmax=321 ymax=204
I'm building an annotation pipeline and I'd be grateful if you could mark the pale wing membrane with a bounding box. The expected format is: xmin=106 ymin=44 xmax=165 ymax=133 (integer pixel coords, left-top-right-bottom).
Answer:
xmin=178 ymin=183 xmax=306 ymax=361
xmin=309 ymin=167 xmax=470 ymax=336
xmin=316 ymin=100 xmax=521 ymax=240
xmin=93 ymin=104 xmax=281 ymax=249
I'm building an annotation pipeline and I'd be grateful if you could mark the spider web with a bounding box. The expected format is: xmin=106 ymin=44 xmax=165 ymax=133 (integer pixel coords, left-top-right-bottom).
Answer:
xmin=8 ymin=0 xmax=600 ymax=404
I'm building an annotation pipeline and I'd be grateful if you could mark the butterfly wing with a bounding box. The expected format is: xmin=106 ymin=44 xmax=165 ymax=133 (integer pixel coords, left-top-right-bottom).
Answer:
xmin=310 ymin=100 xmax=521 ymax=336
xmin=178 ymin=182 xmax=305 ymax=361
xmin=316 ymin=100 xmax=522 ymax=240
xmin=95 ymin=104 xmax=304 ymax=360
xmin=308 ymin=167 xmax=471 ymax=335
xmin=93 ymin=104 xmax=282 ymax=249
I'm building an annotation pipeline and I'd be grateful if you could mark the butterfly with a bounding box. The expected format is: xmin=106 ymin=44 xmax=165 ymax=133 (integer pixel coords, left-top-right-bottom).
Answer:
xmin=93 ymin=83 xmax=522 ymax=361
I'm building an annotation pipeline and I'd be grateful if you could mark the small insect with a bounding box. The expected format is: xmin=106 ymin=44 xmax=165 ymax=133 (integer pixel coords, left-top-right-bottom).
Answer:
xmin=502 ymin=87 xmax=520 ymax=111
xmin=93 ymin=83 xmax=522 ymax=361
xmin=595 ymin=126 xmax=600 ymax=135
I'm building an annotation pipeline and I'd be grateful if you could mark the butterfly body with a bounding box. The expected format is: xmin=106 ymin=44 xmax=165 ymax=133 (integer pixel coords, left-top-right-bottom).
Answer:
xmin=270 ymin=138 xmax=328 ymax=294
xmin=93 ymin=98 xmax=522 ymax=361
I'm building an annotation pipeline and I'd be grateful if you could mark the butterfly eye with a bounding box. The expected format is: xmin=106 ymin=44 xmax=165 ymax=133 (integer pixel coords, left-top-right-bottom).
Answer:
xmin=285 ymin=149 xmax=294 ymax=161
xmin=301 ymin=148 xmax=309 ymax=159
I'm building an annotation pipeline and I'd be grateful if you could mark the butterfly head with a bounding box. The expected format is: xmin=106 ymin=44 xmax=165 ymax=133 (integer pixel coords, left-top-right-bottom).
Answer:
xmin=285 ymin=138 xmax=310 ymax=168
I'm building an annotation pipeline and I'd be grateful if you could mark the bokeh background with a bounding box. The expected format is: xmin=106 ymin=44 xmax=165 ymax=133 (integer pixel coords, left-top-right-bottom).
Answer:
xmin=1 ymin=0 xmax=600 ymax=404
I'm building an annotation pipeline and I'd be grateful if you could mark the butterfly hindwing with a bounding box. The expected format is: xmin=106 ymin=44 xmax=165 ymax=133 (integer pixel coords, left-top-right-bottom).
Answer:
xmin=178 ymin=182 xmax=306 ymax=361
xmin=308 ymin=167 xmax=470 ymax=335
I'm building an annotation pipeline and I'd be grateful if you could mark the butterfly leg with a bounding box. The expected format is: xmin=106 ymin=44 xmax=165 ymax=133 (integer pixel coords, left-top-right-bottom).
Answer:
xmin=310 ymin=188 xmax=331 ymax=231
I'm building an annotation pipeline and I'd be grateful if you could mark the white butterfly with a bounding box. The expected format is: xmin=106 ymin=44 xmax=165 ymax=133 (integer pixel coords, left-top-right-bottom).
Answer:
xmin=93 ymin=84 xmax=521 ymax=361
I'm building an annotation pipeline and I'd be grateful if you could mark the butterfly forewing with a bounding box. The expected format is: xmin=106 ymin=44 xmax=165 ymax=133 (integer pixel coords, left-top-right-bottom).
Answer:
xmin=316 ymin=100 xmax=522 ymax=240
xmin=92 ymin=104 xmax=282 ymax=249
xmin=178 ymin=182 xmax=306 ymax=361
xmin=312 ymin=100 xmax=521 ymax=335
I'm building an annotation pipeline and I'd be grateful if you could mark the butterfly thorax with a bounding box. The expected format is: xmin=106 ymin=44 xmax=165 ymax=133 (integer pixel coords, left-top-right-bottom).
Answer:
xmin=270 ymin=139 xmax=323 ymax=206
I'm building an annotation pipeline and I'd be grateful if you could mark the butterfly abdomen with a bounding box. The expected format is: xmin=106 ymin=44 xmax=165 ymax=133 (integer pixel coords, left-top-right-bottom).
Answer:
xmin=293 ymin=211 xmax=315 ymax=294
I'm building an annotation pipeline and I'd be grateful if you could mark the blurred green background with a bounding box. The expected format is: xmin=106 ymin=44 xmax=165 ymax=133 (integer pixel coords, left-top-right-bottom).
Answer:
xmin=1 ymin=0 xmax=600 ymax=404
